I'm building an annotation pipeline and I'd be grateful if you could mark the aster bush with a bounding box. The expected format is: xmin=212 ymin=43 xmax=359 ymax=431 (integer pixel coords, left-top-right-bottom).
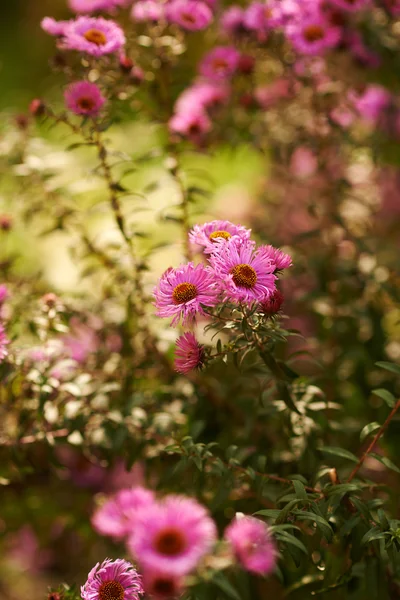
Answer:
xmin=1 ymin=0 xmax=400 ymax=599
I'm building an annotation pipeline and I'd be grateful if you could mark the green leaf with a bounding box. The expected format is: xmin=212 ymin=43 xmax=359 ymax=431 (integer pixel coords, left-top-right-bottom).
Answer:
xmin=369 ymin=453 xmax=400 ymax=474
xmin=319 ymin=446 xmax=359 ymax=463
xmin=213 ymin=573 xmax=241 ymax=600
xmin=376 ymin=361 xmax=400 ymax=377
xmin=292 ymin=479 xmax=308 ymax=501
xmin=361 ymin=527 xmax=386 ymax=545
xmin=372 ymin=388 xmax=396 ymax=408
xmin=293 ymin=511 xmax=333 ymax=541
xmin=360 ymin=422 xmax=381 ymax=442
xmin=254 ymin=509 xmax=281 ymax=519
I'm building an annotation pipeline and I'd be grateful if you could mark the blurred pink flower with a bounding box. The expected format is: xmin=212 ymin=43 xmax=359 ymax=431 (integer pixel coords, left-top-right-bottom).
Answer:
xmin=65 ymin=81 xmax=106 ymax=116
xmin=166 ymin=0 xmax=213 ymax=30
xmin=174 ymin=332 xmax=204 ymax=374
xmin=225 ymin=516 xmax=277 ymax=575
xmin=63 ymin=16 xmax=126 ymax=55
xmin=290 ymin=147 xmax=318 ymax=178
xmin=63 ymin=317 xmax=100 ymax=362
xmin=199 ymin=46 xmax=240 ymax=81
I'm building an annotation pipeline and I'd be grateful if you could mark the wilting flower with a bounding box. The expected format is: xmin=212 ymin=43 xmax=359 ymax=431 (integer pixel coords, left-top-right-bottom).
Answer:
xmin=92 ymin=487 xmax=156 ymax=539
xmin=260 ymin=289 xmax=284 ymax=316
xmin=169 ymin=109 xmax=212 ymax=139
xmin=131 ymin=1 xmax=165 ymax=22
xmin=41 ymin=17 xmax=70 ymax=36
xmin=225 ymin=516 xmax=277 ymax=575
xmin=81 ymin=558 xmax=143 ymax=600
xmin=174 ymin=332 xmax=204 ymax=374
xmin=199 ymin=46 xmax=240 ymax=81
xmin=128 ymin=495 xmax=217 ymax=575
xmin=142 ymin=569 xmax=183 ymax=599
xmin=189 ymin=220 xmax=251 ymax=254
xmin=63 ymin=16 xmax=125 ymax=56
xmin=65 ymin=81 xmax=106 ymax=116
xmin=68 ymin=0 xmax=129 ymax=13
xmin=286 ymin=11 xmax=341 ymax=55
xmin=0 ymin=324 xmax=9 ymax=363
xmin=154 ymin=263 xmax=219 ymax=326
xmin=209 ymin=239 xmax=276 ymax=305
xmin=166 ymin=0 xmax=213 ymax=30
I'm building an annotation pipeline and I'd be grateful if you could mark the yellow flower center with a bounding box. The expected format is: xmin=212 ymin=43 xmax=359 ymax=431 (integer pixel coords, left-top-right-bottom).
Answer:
xmin=172 ymin=282 xmax=198 ymax=304
xmin=98 ymin=580 xmax=125 ymax=600
xmin=230 ymin=264 xmax=257 ymax=289
xmin=84 ymin=29 xmax=107 ymax=46
xmin=209 ymin=230 xmax=231 ymax=242
xmin=154 ymin=527 xmax=187 ymax=556
xmin=303 ymin=25 xmax=325 ymax=43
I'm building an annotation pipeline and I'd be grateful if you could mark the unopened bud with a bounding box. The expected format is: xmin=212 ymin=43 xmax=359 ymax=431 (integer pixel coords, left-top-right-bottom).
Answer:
xmin=29 ymin=99 xmax=46 ymax=117
xmin=260 ymin=289 xmax=284 ymax=317
xmin=119 ymin=54 xmax=134 ymax=73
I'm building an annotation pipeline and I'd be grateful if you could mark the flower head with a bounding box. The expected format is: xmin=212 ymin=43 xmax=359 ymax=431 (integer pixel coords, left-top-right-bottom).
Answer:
xmin=244 ymin=1 xmax=283 ymax=33
xmin=349 ymin=85 xmax=391 ymax=124
xmin=81 ymin=558 xmax=143 ymax=600
xmin=65 ymin=81 xmax=106 ymax=116
xmin=131 ymin=1 xmax=165 ymax=22
xmin=327 ymin=0 xmax=370 ymax=11
xmin=0 ymin=324 xmax=9 ymax=363
xmin=41 ymin=17 xmax=70 ymax=36
xmin=174 ymin=332 xmax=204 ymax=374
xmin=220 ymin=6 xmax=248 ymax=36
xmin=286 ymin=10 xmax=341 ymax=55
xmin=169 ymin=109 xmax=212 ymax=140
xmin=209 ymin=239 xmax=276 ymax=305
xmin=259 ymin=245 xmax=292 ymax=271
xmin=199 ymin=46 xmax=240 ymax=81
xmin=175 ymin=82 xmax=230 ymax=115
xmin=92 ymin=487 xmax=156 ymax=539
xmin=63 ymin=16 xmax=125 ymax=56
xmin=142 ymin=570 xmax=183 ymax=599
xmin=260 ymin=288 xmax=284 ymax=316
xmin=68 ymin=0 xmax=129 ymax=13
xmin=166 ymin=1 xmax=213 ymax=31
xmin=189 ymin=220 xmax=251 ymax=254
xmin=128 ymin=495 xmax=217 ymax=575
xmin=225 ymin=516 xmax=277 ymax=575
xmin=154 ymin=263 xmax=219 ymax=326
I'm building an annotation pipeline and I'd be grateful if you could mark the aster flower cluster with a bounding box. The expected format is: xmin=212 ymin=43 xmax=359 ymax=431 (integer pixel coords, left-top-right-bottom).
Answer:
xmin=153 ymin=220 xmax=291 ymax=374
xmin=91 ymin=488 xmax=276 ymax=597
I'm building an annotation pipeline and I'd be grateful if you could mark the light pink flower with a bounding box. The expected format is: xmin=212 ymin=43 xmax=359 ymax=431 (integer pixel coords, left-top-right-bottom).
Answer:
xmin=189 ymin=219 xmax=251 ymax=254
xmin=209 ymin=239 xmax=276 ymax=305
xmin=68 ymin=0 xmax=129 ymax=13
xmin=290 ymin=147 xmax=318 ymax=178
xmin=174 ymin=332 xmax=204 ymax=374
xmin=175 ymin=82 xmax=230 ymax=114
xmin=166 ymin=0 xmax=213 ymax=30
xmin=225 ymin=516 xmax=277 ymax=575
xmin=131 ymin=1 xmax=165 ymax=22
xmin=199 ymin=46 xmax=240 ymax=81
xmin=154 ymin=263 xmax=219 ymax=326
xmin=65 ymin=81 xmax=106 ymax=116
xmin=63 ymin=16 xmax=125 ymax=56
xmin=81 ymin=559 xmax=143 ymax=600
xmin=260 ymin=245 xmax=293 ymax=271
xmin=285 ymin=11 xmax=341 ymax=55
xmin=169 ymin=110 xmax=212 ymax=139
xmin=92 ymin=487 xmax=156 ymax=539
xmin=349 ymin=85 xmax=391 ymax=124
xmin=41 ymin=17 xmax=70 ymax=36
xmin=244 ymin=1 xmax=283 ymax=33
xmin=128 ymin=495 xmax=217 ymax=575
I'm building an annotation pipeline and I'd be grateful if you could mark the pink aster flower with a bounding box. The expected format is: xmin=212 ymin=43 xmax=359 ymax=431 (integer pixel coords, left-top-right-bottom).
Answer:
xmin=92 ymin=486 xmax=156 ymax=539
xmin=65 ymin=81 xmax=106 ymax=116
xmin=244 ymin=1 xmax=283 ymax=33
xmin=169 ymin=109 xmax=212 ymax=140
xmin=290 ymin=147 xmax=318 ymax=178
xmin=189 ymin=219 xmax=251 ymax=254
xmin=327 ymin=0 xmax=370 ymax=11
xmin=68 ymin=0 xmax=129 ymax=13
xmin=81 ymin=558 xmax=143 ymax=600
xmin=0 ymin=324 xmax=9 ymax=363
xmin=63 ymin=16 xmax=125 ymax=56
xmin=131 ymin=1 xmax=165 ymax=22
xmin=225 ymin=516 xmax=277 ymax=575
xmin=349 ymin=85 xmax=391 ymax=124
xmin=199 ymin=46 xmax=241 ymax=81
xmin=285 ymin=11 xmax=341 ymax=55
xmin=174 ymin=332 xmax=204 ymax=374
xmin=260 ymin=245 xmax=292 ymax=271
xmin=128 ymin=495 xmax=217 ymax=575
xmin=142 ymin=569 xmax=184 ymax=599
xmin=175 ymin=82 xmax=230 ymax=114
xmin=166 ymin=0 xmax=213 ymax=30
xmin=209 ymin=239 xmax=276 ymax=305
xmin=260 ymin=288 xmax=284 ymax=316
xmin=154 ymin=263 xmax=219 ymax=326
xmin=220 ymin=6 xmax=248 ymax=36
xmin=41 ymin=17 xmax=70 ymax=36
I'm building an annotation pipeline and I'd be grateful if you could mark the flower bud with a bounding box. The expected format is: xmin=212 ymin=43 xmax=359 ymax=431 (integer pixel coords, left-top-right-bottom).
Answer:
xmin=260 ymin=289 xmax=284 ymax=317
xmin=129 ymin=65 xmax=144 ymax=85
xmin=119 ymin=54 xmax=134 ymax=73
xmin=29 ymin=99 xmax=46 ymax=117
xmin=0 ymin=215 xmax=12 ymax=232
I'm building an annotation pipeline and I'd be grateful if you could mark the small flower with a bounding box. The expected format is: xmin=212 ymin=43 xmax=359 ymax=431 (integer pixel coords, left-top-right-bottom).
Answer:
xmin=154 ymin=263 xmax=219 ymax=327
xmin=199 ymin=46 xmax=240 ymax=81
xmin=81 ymin=558 xmax=143 ymax=600
xmin=174 ymin=82 xmax=230 ymax=115
xmin=0 ymin=324 xmax=9 ymax=363
xmin=142 ymin=569 xmax=183 ymax=599
xmin=131 ymin=1 xmax=165 ymax=22
xmin=260 ymin=289 xmax=284 ymax=316
xmin=189 ymin=220 xmax=251 ymax=254
xmin=169 ymin=110 xmax=212 ymax=139
xmin=128 ymin=495 xmax=217 ymax=575
xmin=259 ymin=245 xmax=292 ymax=271
xmin=349 ymin=85 xmax=391 ymax=124
xmin=220 ymin=6 xmax=248 ymax=36
xmin=286 ymin=11 xmax=341 ymax=55
xmin=225 ymin=515 xmax=277 ymax=575
xmin=209 ymin=239 xmax=276 ymax=305
xmin=92 ymin=487 xmax=156 ymax=539
xmin=166 ymin=0 xmax=213 ymax=31
xmin=174 ymin=332 xmax=204 ymax=374
xmin=41 ymin=17 xmax=70 ymax=36
xmin=65 ymin=81 xmax=106 ymax=116
xmin=244 ymin=1 xmax=283 ymax=33
xmin=63 ymin=16 xmax=125 ymax=56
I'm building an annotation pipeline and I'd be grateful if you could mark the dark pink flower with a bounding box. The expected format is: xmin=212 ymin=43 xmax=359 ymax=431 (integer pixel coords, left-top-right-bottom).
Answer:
xmin=199 ymin=46 xmax=240 ymax=81
xmin=225 ymin=516 xmax=277 ymax=575
xmin=260 ymin=288 xmax=284 ymax=316
xmin=65 ymin=81 xmax=106 ymax=116
xmin=81 ymin=559 xmax=143 ymax=600
xmin=154 ymin=262 xmax=219 ymax=327
xmin=68 ymin=0 xmax=129 ymax=13
xmin=174 ymin=332 xmax=204 ymax=374
xmin=189 ymin=219 xmax=251 ymax=254
xmin=128 ymin=495 xmax=217 ymax=575
xmin=63 ymin=16 xmax=126 ymax=55
xmin=285 ymin=10 xmax=342 ymax=55
xmin=220 ymin=6 xmax=248 ymax=36
xmin=166 ymin=0 xmax=213 ymax=30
